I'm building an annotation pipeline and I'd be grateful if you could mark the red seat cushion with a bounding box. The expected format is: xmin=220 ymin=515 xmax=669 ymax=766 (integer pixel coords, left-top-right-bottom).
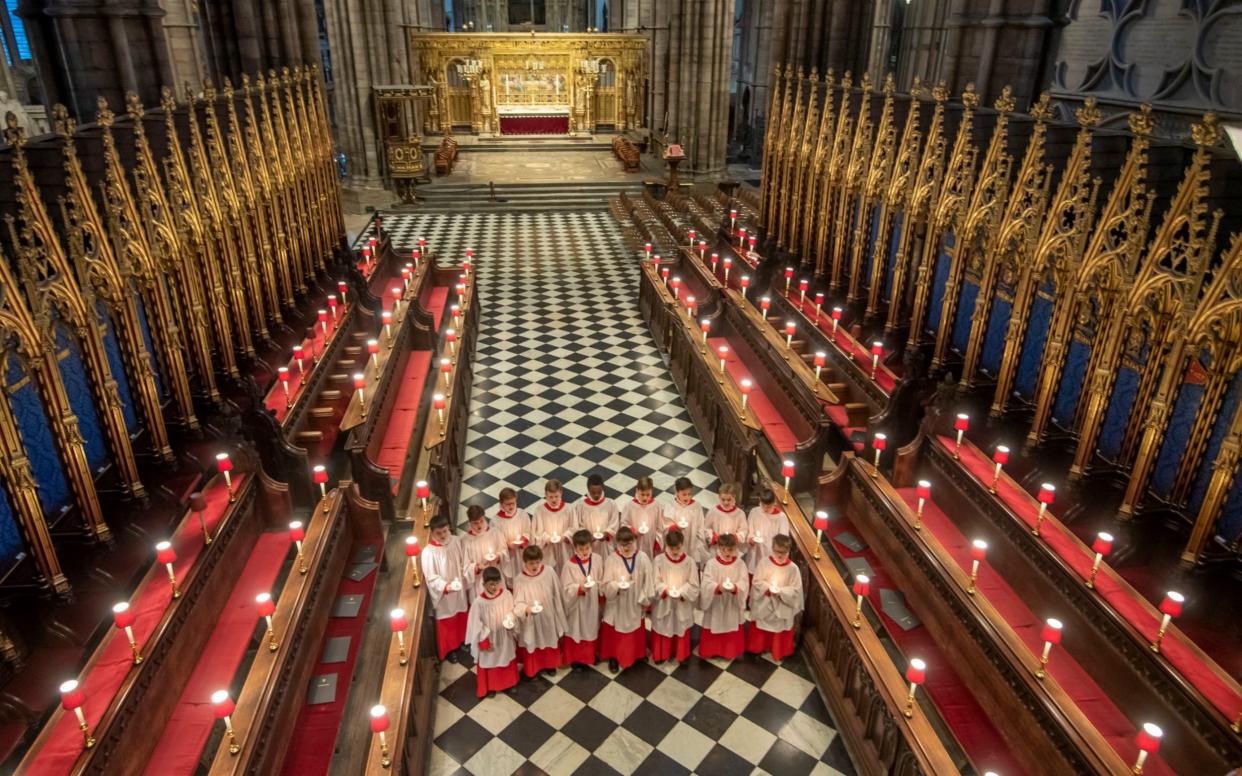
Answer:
xmin=710 ymin=336 xmax=801 ymax=455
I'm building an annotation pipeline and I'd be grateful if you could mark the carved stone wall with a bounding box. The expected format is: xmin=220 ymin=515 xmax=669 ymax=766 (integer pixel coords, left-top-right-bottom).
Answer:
xmin=1051 ymin=0 xmax=1242 ymax=136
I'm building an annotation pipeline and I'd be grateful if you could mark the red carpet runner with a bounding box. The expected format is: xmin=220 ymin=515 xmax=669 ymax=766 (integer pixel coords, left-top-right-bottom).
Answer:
xmin=279 ymin=541 xmax=383 ymax=776
xmin=27 ymin=473 xmax=247 ymax=776
xmin=142 ymin=532 xmax=289 ymax=775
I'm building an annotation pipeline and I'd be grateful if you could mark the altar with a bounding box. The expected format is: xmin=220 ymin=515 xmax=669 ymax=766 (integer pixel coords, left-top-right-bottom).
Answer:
xmin=498 ymin=105 xmax=570 ymax=135
xmin=410 ymin=33 xmax=647 ymax=137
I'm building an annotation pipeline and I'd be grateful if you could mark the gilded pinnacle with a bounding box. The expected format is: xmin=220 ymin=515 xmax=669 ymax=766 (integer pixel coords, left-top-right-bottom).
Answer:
xmin=1030 ymin=92 xmax=1053 ymax=122
xmin=1075 ymin=98 xmax=1101 ymax=128
xmin=1129 ymin=104 xmax=1154 ymax=137
xmin=52 ymin=104 xmax=75 ymax=138
xmin=994 ymin=86 xmax=1015 ymax=114
xmin=932 ymin=81 xmax=949 ymax=102
xmin=961 ymin=83 xmax=979 ymax=109
xmin=1191 ymin=114 xmax=1220 ymax=149
xmin=126 ymin=92 xmax=144 ymax=121
xmin=883 ymin=73 xmax=895 ymax=95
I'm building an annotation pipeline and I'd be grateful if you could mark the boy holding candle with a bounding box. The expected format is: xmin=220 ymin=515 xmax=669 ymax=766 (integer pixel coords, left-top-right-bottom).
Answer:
xmin=560 ymin=529 xmax=605 ymax=669
xmin=459 ymin=505 xmax=508 ymax=597
xmin=650 ymin=529 xmax=700 ymax=663
xmin=704 ymin=483 xmax=748 ymax=557
xmin=512 ymin=545 xmax=567 ymax=678
xmin=575 ymin=474 xmax=619 ymax=557
xmin=747 ymin=534 xmax=803 ymax=663
xmin=699 ymin=533 xmax=750 ymax=659
xmin=663 ymin=476 xmax=708 ymax=566
xmin=621 ymin=476 xmax=662 ymax=558
xmin=600 ymin=526 xmax=653 ymax=673
xmin=465 ymin=567 xmax=519 ymax=698
xmin=422 ymin=515 xmax=471 ymax=662
xmin=530 ymin=479 xmax=573 ymax=572
xmin=746 ymin=487 xmax=791 ymax=575
xmin=494 ymin=487 xmax=531 ymax=586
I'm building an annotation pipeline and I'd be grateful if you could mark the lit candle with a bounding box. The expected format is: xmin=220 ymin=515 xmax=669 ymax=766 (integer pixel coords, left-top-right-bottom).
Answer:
xmin=990 ymin=445 xmax=1009 ymax=493
xmin=212 ymin=690 xmax=240 ymax=754
xmin=59 ymin=680 xmax=95 ymax=750
xmin=781 ymin=459 xmax=795 ymax=504
xmin=831 ymin=306 xmax=843 ymax=336
xmin=289 ymin=520 xmax=307 ymax=574
xmin=382 ymin=310 xmax=393 ymax=343
xmin=1132 ymin=723 xmax=1162 ymax=775
xmin=1035 ymin=483 xmax=1055 ymax=536
xmin=784 ymin=266 xmax=794 ymax=295
xmin=441 ymin=358 xmax=453 ymax=390
xmin=216 ymin=452 xmax=235 ymax=502
xmin=798 ymin=278 xmax=808 ymax=306
xmin=416 ymin=480 xmax=430 ymax=513
xmin=722 ymin=256 xmax=732 ymax=284
xmin=784 ymin=320 xmax=797 ymax=355
xmin=914 ymin=480 xmax=931 ymax=530
xmin=1087 ymin=532 xmax=1112 ymax=589
xmin=872 ymin=432 xmax=886 ymax=474
xmin=367 ymin=338 xmax=380 ymax=370
xmin=729 ymin=208 xmax=737 ymax=231
xmin=870 ymin=341 xmax=884 ymax=379
xmin=814 ymin=292 xmax=824 ymax=320
xmin=698 ymin=240 xmax=706 ymax=260
xmin=1151 ymin=591 xmax=1184 ymax=653
xmin=371 ymin=704 xmax=392 ymax=767
xmin=760 ymin=296 xmax=771 ymax=320
xmin=277 ymin=367 xmax=291 ymax=407
xmin=354 ymin=373 xmax=367 ymax=417
xmin=112 ymin=602 xmax=142 ymax=665
xmin=644 ymin=243 xmax=652 ymax=259
xmin=710 ymin=253 xmax=719 ymax=274
xmin=318 ymin=309 xmax=329 ymax=337
xmin=313 ymin=464 xmax=329 ymax=508
xmin=700 ymin=318 xmax=710 ymax=349
xmin=812 ymin=510 xmax=828 ymax=560
xmin=1036 ymin=618 xmax=1062 ymax=679
xmin=739 ymin=378 xmax=752 ymax=417
xmin=446 ymin=328 xmax=458 ymax=360
xmin=740 ymin=274 xmax=750 ymax=299
xmin=292 ymin=344 xmax=305 ymax=374
xmin=255 ymin=592 xmax=278 ymax=651
xmin=433 ymin=394 xmax=446 ymax=435
xmin=686 ymin=294 xmax=696 ymax=318
xmin=391 ymin=608 xmax=409 ymax=665
xmin=904 ymin=658 xmax=926 ymax=718
xmin=327 ymin=293 xmax=339 ymax=320
xmin=405 ymin=535 xmax=422 ymax=587
xmin=851 ymin=574 xmax=869 ymax=628
xmin=688 ymin=228 xmax=696 ymax=247
xmin=953 ymin=413 xmax=970 ymax=458
xmin=717 ymin=345 xmax=729 ymax=382
xmin=967 ymin=539 xmax=987 ymax=595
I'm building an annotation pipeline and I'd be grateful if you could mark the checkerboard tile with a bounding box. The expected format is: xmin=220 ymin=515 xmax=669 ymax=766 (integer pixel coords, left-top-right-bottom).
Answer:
xmin=365 ymin=212 xmax=719 ymax=518
xmin=372 ymin=213 xmax=854 ymax=776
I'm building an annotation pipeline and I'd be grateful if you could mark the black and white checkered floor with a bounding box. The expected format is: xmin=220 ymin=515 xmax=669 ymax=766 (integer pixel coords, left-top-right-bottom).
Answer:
xmin=369 ymin=212 xmax=855 ymax=776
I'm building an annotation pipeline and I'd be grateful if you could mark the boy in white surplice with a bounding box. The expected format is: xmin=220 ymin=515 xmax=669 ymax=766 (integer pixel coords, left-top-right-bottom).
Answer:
xmin=600 ymin=526 xmax=653 ymax=673
xmin=650 ymin=529 xmax=700 ymax=664
xmin=530 ymin=478 xmax=573 ymax=572
xmin=465 ymin=567 xmax=519 ymax=698
xmin=745 ymin=487 xmax=791 ymax=574
xmin=559 ymin=530 xmax=604 ymax=669
xmin=421 ymin=514 xmax=471 ymax=662
xmin=512 ymin=545 xmax=567 ymax=678
xmin=747 ymin=534 xmax=804 ymax=663
xmin=574 ymin=474 xmax=620 ymax=557
xmin=699 ymin=532 xmax=750 ymax=659
xmin=620 ymin=476 xmax=663 ymax=558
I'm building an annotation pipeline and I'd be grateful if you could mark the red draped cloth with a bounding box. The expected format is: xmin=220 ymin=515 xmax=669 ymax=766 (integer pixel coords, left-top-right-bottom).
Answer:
xmin=599 ymin=623 xmax=647 ymax=668
xmin=499 ymin=115 xmax=569 ymax=135
xmin=649 ymin=630 xmax=692 ymax=663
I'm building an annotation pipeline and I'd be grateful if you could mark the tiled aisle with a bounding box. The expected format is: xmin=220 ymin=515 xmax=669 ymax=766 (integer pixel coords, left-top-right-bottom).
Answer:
xmin=371 ymin=213 xmax=855 ymax=776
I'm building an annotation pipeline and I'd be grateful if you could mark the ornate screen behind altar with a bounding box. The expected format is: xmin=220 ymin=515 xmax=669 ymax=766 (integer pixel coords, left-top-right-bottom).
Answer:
xmin=410 ymin=33 xmax=646 ymax=137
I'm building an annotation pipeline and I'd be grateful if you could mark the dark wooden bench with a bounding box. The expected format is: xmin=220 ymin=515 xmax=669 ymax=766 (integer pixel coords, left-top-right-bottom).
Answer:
xmin=611 ymin=136 xmax=640 ymax=172
xmin=433 ymin=136 xmax=459 ymax=176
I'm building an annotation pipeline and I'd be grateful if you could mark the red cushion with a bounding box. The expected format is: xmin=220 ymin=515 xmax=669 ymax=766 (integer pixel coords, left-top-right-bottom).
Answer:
xmin=374 ymin=352 xmax=432 ymax=492
xmin=422 ymin=286 xmax=450 ymax=332
xmin=709 ymin=337 xmax=801 ymax=454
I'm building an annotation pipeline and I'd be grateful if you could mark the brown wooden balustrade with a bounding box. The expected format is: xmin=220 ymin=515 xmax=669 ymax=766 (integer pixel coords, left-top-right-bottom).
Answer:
xmin=779 ymin=482 xmax=962 ymax=776
xmin=824 ymin=454 xmax=1133 ymax=774
xmin=207 ymin=484 xmax=381 ymax=775
xmin=15 ymin=468 xmax=279 ymax=775
xmin=640 ymin=260 xmax=763 ymax=497
xmin=891 ymin=423 xmax=1242 ymax=773
xmin=346 ymin=257 xmax=479 ymax=522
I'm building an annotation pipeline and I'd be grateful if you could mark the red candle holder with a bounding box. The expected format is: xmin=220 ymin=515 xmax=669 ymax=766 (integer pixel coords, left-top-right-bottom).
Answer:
xmin=113 ymin=602 xmax=142 ymax=665
xmin=60 ymin=679 xmax=95 ymax=749
xmin=1035 ymin=483 xmax=1055 ymax=536
xmin=1152 ymin=591 xmax=1184 ymax=653
xmin=851 ymin=574 xmax=870 ymax=628
xmin=1036 ymin=618 xmax=1062 ymax=679
xmin=256 ymin=592 xmax=278 ymax=651
xmin=812 ymin=510 xmax=829 ymax=559
xmin=990 ymin=445 xmax=1009 ymax=493
xmin=904 ymin=658 xmax=926 ymax=717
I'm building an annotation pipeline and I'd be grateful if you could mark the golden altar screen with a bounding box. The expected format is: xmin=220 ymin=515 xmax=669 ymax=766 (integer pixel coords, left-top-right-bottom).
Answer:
xmin=410 ymin=33 xmax=646 ymax=136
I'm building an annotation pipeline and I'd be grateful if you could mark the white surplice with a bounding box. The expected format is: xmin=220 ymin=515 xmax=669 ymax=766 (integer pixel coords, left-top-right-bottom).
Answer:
xmin=749 ymin=556 xmax=804 ymax=633
xmin=621 ymin=498 xmax=664 ymax=557
xmin=601 ymin=550 xmax=654 ymax=633
xmin=651 ymin=551 xmax=701 ymax=637
xmin=512 ymin=564 xmax=568 ymax=651
xmin=700 ymin=556 xmax=750 ymax=632
xmin=560 ymin=552 xmax=605 ymax=642
xmin=661 ymin=498 xmax=710 ymax=566
xmin=529 ymin=501 xmax=574 ymax=571
xmin=704 ymin=504 xmax=749 ymax=556
xmin=457 ymin=523 xmax=509 ymax=596
xmin=745 ymin=506 xmax=791 ymax=573
xmin=492 ymin=507 xmax=532 ymax=583
xmin=574 ymin=496 xmax=620 ymax=557
xmin=465 ymin=587 xmax=518 ymax=668
xmin=421 ymin=535 xmax=471 ymax=620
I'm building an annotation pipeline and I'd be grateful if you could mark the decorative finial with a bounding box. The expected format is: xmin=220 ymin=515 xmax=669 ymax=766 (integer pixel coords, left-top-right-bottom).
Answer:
xmin=932 ymin=80 xmax=948 ymax=102
xmin=1129 ymin=104 xmax=1154 ymax=137
xmin=95 ymin=97 xmax=115 ymax=128
xmin=52 ymin=104 xmax=74 ymax=138
xmin=960 ymin=83 xmax=979 ymax=109
xmin=993 ymin=85 xmax=1015 ymax=114
xmin=1075 ymin=97 xmax=1100 ymax=128
xmin=883 ymin=73 xmax=895 ymax=95
xmin=1191 ymin=113 xmax=1220 ymax=149
xmin=125 ymin=91 xmax=144 ymax=121
xmin=1030 ymin=92 xmax=1053 ymax=122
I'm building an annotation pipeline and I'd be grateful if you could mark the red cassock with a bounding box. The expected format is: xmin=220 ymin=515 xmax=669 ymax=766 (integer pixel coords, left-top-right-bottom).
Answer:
xmin=599 ymin=622 xmax=648 ymax=668
xmin=560 ymin=635 xmax=598 ymax=666
xmin=436 ymin=610 xmax=469 ymax=660
xmin=745 ymin=623 xmax=795 ymax=662
xmin=649 ymin=630 xmax=693 ymax=663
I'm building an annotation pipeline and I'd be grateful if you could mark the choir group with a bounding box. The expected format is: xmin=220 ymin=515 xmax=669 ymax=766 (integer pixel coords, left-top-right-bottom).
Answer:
xmin=420 ymin=475 xmax=805 ymax=699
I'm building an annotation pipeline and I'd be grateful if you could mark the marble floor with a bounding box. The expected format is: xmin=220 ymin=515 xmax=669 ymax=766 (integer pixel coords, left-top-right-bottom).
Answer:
xmin=367 ymin=212 xmax=856 ymax=776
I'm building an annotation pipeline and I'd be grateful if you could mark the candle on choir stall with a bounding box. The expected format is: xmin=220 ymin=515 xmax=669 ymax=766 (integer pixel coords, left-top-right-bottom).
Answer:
xmin=1088 ymin=532 xmax=1113 ymax=589
xmin=277 ymin=367 xmax=291 ymax=408
xmin=851 ymin=574 xmax=870 ymax=629
xmin=870 ymin=341 xmax=884 ymax=379
xmin=722 ymin=256 xmax=732 ymax=284
xmin=1036 ymin=618 xmax=1062 ymax=679
xmin=781 ymin=459 xmax=795 ymax=504
xmin=313 ymin=464 xmax=329 ymax=508
xmin=112 ymin=602 xmax=142 ymax=665
xmin=784 ymin=266 xmax=794 ymax=294
xmin=967 ymin=539 xmax=987 ymax=595
xmin=831 ymin=306 xmax=843 ymax=335
xmin=904 ymin=658 xmax=926 ymax=717
xmin=813 ymin=351 xmax=826 ymax=383
xmin=1034 ymin=483 xmax=1055 ymax=536
xmin=354 ymin=373 xmax=368 ymax=417
xmin=382 ymin=310 xmax=393 ymax=344
xmin=156 ymin=540 xmax=179 ymax=599
xmin=217 ymin=452 xmax=235 ymax=502
xmin=289 ymin=520 xmax=307 ymax=574
xmin=990 ymin=445 xmax=1009 ymax=493
xmin=434 ymin=394 xmax=446 ymax=436
xmin=717 ymin=345 xmax=729 ymax=383
xmin=814 ymin=292 xmax=824 ymax=319
xmin=1133 ymin=723 xmax=1162 ymax=775
xmin=760 ymin=296 xmax=771 ymax=320
xmin=812 ymin=511 xmax=829 ymax=559
xmin=798 ymin=278 xmax=809 ymax=306
xmin=739 ymin=378 xmax=752 ymax=418
xmin=740 ymin=275 xmax=750 ymax=299
xmin=872 ymin=432 xmax=887 ymax=474
xmin=953 ymin=413 xmax=970 ymax=458
xmin=327 ymin=294 xmax=339 ymax=320
xmin=914 ymin=480 xmax=931 ymax=530
xmin=441 ymin=358 xmax=453 ymax=390
xmin=1151 ymin=591 xmax=1184 ymax=653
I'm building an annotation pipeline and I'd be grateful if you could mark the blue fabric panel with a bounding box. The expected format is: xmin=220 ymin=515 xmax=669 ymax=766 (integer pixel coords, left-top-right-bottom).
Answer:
xmin=1151 ymin=381 xmax=1205 ymax=497
xmin=883 ymin=210 xmax=904 ymax=298
xmin=1190 ymin=371 xmax=1242 ymax=513
xmin=0 ymin=484 xmax=22 ymax=566
xmin=56 ymin=328 xmax=109 ymax=471
xmin=1014 ymin=295 xmax=1052 ymax=398
xmin=101 ymin=310 xmax=139 ymax=431
xmin=1216 ymin=463 xmax=1242 ymax=542
xmin=927 ymin=230 xmax=954 ymax=334
xmin=7 ymin=353 xmax=71 ymax=514
xmin=981 ymin=297 xmax=1012 ymax=375
xmin=951 ymin=281 xmax=979 ymax=353
xmin=1052 ymin=340 xmax=1090 ymax=427
xmin=1098 ymin=366 xmax=1138 ymax=459
xmin=861 ymin=205 xmax=882 ymax=291
xmin=134 ymin=298 xmax=166 ymax=399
